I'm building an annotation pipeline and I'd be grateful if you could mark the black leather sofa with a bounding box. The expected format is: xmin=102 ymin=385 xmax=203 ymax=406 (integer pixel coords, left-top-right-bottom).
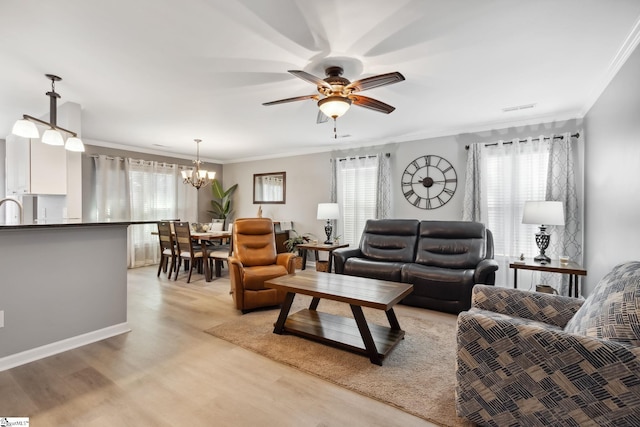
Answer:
xmin=333 ymin=219 xmax=498 ymax=314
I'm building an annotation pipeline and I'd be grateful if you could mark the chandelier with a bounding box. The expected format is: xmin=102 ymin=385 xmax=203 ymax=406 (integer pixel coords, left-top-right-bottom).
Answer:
xmin=181 ymin=139 xmax=215 ymax=190
xmin=12 ymin=74 xmax=85 ymax=152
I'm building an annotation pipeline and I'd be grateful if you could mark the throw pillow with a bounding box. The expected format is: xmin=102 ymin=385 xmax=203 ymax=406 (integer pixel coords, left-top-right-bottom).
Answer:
xmin=565 ymin=261 xmax=640 ymax=346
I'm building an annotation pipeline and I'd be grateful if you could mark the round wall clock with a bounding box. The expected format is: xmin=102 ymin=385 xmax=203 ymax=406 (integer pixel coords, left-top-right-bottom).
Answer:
xmin=401 ymin=155 xmax=457 ymax=209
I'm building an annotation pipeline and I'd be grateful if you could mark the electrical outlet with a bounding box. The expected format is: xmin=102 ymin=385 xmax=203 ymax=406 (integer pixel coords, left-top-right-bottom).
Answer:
xmin=0 ymin=310 xmax=4 ymax=328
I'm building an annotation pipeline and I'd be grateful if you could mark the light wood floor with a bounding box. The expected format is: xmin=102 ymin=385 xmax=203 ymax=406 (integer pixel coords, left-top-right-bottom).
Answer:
xmin=0 ymin=265 xmax=440 ymax=426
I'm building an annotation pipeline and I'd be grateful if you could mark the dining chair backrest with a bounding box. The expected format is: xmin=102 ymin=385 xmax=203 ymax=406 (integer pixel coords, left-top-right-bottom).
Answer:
xmin=161 ymin=219 xmax=180 ymax=232
xmin=158 ymin=221 xmax=175 ymax=251
xmin=173 ymin=221 xmax=195 ymax=255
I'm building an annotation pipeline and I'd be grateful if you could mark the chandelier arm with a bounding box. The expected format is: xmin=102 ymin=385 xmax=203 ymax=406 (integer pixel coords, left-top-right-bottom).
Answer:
xmin=22 ymin=114 xmax=77 ymax=137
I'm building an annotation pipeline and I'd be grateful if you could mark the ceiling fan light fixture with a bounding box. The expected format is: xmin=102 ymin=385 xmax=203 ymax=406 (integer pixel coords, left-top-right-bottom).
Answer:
xmin=318 ymin=96 xmax=352 ymax=118
xmin=42 ymin=128 xmax=65 ymax=146
xmin=12 ymin=119 xmax=40 ymax=139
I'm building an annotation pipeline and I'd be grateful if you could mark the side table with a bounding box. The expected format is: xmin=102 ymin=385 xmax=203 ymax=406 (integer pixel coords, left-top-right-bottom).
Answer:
xmin=296 ymin=242 xmax=349 ymax=273
xmin=509 ymin=258 xmax=587 ymax=297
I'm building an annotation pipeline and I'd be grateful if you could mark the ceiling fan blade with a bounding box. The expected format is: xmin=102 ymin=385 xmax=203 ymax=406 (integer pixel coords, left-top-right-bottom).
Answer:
xmin=316 ymin=110 xmax=329 ymax=124
xmin=289 ymin=70 xmax=332 ymax=90
xmin=349 ymin=95 xmax=396 ymax=114
xmin=262 ymin=94 xmax=319 ymax=106
xmin=345 ymin=72 xmax=405 ymax=92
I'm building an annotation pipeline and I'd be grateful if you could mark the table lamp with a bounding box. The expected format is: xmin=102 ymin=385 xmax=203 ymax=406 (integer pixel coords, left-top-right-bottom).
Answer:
xmin=522 ymin=201 xmax=565 ymax=263
xmin=317 ymin=203 xmax=340 ymax=244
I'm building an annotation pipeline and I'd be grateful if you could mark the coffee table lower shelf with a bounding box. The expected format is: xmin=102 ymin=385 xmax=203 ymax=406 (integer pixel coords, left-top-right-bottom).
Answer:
xmin=281 ymin=308 xmax=405 ymax=362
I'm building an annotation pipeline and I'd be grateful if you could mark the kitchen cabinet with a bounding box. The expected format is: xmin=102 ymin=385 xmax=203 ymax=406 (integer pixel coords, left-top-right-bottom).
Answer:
xmin=5 ymin=134 xmax=67 ymax=195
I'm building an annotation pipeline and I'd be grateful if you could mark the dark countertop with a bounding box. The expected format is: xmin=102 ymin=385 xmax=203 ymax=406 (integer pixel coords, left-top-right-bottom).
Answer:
xmin=0 ymin=220 xmax=158 ymax=230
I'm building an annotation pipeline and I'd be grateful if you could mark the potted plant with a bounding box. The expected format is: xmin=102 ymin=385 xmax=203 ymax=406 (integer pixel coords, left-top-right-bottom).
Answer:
xmin=208 ymin=179 xmax=238 ymax=227
xmin=283 ymin=230 xmax=315 ymax=269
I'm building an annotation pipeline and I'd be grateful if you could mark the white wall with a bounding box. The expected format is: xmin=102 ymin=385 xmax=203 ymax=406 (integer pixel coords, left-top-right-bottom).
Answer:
xmin=584 ymin=43 xmax=640 ymax=294
xmin=223 ymin=151 xmax=333 ymax=240
xmin=223 ymin=119 xmax=583 ymax=257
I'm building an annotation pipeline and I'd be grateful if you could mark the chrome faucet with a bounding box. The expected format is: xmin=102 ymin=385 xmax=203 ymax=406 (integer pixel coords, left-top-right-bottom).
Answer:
xmin=0 ymin=197 xmax=24 ymax=224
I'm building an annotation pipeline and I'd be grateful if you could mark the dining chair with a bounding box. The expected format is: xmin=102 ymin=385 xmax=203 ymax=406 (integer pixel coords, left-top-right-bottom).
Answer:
xmin=173 ymin=221 xmax=204 ymax=283
xmin=157 ymin=221 xmax=177 ymax=277
xmin=207 ymin=222 xmax=233 ymax=278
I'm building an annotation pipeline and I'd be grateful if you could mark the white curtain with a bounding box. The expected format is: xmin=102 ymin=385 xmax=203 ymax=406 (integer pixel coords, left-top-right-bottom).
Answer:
xmin=334 ymin=154 xmax=390 ymax=247
xmin=462 ymin=134 xmax=581 ymax=291
xmin=94 ymin=155 xmax=197 ymax=268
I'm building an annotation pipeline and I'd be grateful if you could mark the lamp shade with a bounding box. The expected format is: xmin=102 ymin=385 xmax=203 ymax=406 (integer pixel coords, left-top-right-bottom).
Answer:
xmin=522 ymin=201 xmax=565 ymax=226
xmin=317 ymin=203 xmax=340 ymax=220
xmin=318 ymin=96 xmax=352 ymax=118
xmin=12 ymin=119 xmax=40 ymax=139
xmin=64 ymin=137 xmax=85 ymax=152
xmin=42 ymin=129 xmax=65 ymax=146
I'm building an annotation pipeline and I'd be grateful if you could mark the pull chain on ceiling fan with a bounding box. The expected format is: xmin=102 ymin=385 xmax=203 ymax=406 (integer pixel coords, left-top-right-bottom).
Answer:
xmin=263 ymin=66 xmax=405 ymax=139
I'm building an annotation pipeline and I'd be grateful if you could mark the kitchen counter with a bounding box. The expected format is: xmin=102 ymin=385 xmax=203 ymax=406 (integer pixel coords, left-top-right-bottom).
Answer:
xmin=0 ymin=221 xmax=153 ymax=371
xmin=0 ymin=220 xmax=155 ymax=229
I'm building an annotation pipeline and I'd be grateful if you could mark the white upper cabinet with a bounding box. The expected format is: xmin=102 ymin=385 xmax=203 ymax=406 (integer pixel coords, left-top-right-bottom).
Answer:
xmin=5 ymin=134 xmax=67 ymax=195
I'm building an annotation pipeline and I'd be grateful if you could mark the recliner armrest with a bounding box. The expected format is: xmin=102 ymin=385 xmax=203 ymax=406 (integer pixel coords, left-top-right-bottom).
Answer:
xmin=333 ymin=247 xmax=363 ymax=274
xmin=473 ymin=258 xmax=499 ymax=284
xmin=471 ymin=284 xmax=584 ymax=328
xmin=276 ymin=252 xmax=297 ymax=273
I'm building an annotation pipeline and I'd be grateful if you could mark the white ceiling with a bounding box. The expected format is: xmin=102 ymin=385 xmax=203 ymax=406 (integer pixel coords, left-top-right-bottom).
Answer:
xmin=2 ymin=0 xmax=640 ymax=163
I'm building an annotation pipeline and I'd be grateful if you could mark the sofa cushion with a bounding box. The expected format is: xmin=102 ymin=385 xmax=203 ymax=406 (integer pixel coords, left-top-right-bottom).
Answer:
xmin=565 ymin=261 xmax=640 ymax=346
xmin=414 ymin=221 xmax=486 ymax=269
xmin=344 ymin=258 xmax=406 ymax=282
xmin=402 ymin=263 xmax=475 ymax=301
xmin=359 ymin=219 xmax=419 ymax=263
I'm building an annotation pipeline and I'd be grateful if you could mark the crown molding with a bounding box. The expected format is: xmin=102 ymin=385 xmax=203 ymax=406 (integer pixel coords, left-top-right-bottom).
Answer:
xmin=580 ymin=15 xmax=640 ymax=116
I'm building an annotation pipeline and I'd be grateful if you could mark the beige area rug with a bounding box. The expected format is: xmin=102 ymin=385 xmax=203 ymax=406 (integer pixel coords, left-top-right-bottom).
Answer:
xmin=205 ymin=296 xmax=472 ymax=427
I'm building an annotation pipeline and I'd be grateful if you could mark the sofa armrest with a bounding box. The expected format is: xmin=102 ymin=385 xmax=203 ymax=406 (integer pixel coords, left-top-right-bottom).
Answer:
xmin=332 ymin=247 xmax=363 ymax=274
xmin=473 ymin=258 xmax=499 ymax=284
xmin=456 ymin=308 xmax=640 ymax=425
xmin=471 ymin=284 xmax=584 ymax=328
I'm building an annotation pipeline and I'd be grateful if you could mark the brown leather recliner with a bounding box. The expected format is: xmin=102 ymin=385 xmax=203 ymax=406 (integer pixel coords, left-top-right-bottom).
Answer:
xmin=228 ymin=218 xmax=296 ymax=313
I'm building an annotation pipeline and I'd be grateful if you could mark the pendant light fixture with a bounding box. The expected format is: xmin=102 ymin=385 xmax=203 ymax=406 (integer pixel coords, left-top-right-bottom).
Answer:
xmin=11 ymin=74 xmax=85 ymax=152
xmin=181 ymin=139 xmax=216 ymax=190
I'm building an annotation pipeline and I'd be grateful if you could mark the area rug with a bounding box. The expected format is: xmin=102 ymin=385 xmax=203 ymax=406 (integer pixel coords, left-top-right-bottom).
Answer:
xmin=205 ymin=296 xmax=472 ymax=427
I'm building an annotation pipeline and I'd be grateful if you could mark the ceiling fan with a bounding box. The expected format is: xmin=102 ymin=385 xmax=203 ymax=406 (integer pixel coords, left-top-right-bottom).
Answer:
xmin=263 ymin=66 xmax=405 ymax=135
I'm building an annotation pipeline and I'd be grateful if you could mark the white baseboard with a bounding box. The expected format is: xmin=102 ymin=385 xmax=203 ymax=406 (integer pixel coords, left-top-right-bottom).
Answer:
xmin=0 ymin=322 xmax=131 ymax=372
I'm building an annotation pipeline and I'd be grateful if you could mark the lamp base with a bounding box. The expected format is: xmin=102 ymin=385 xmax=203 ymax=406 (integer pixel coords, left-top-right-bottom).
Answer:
xmin=534 ymin=253 xmax=551 ymax=264
xmin=324 ymin=220 xmax=333 ymax=244
xmin=534 ymin=226 xmax=551 ymax=264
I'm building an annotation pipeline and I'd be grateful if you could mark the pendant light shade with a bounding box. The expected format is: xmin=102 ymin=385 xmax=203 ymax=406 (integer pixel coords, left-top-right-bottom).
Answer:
xmin=12 ymin=119 xmax=40 ymax=139
xmin=318 ymin=96 xmax=352 ymax=118
xmin=42 ymin=128 xmax=65 ymax=146
xmin=64 ymin=137 xmax=85 ymax=152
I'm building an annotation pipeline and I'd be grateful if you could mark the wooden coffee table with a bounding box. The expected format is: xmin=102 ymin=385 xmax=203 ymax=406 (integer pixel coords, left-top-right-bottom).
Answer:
xmin=265 ymin=270 xmax=413 ymax=365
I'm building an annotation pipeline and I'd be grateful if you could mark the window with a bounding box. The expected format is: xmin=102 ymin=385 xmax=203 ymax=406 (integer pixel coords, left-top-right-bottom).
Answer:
xmin=336 ymin=156 xmax=378 ymax=246
xmin=484 ymin=146 xmax=549 ymax=258
xmin=94 ymin=155 xmax=197 ymax=268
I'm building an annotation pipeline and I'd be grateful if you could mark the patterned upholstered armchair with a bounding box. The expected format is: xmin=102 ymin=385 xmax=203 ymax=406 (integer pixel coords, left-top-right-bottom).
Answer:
xmin=456 ymin=261 xmax=640 ymax=426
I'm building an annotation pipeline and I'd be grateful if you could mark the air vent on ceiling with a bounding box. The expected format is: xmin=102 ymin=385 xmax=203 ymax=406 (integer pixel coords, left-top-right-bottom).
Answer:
xmin=502 ymin=103 xmax=536 ymax=112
